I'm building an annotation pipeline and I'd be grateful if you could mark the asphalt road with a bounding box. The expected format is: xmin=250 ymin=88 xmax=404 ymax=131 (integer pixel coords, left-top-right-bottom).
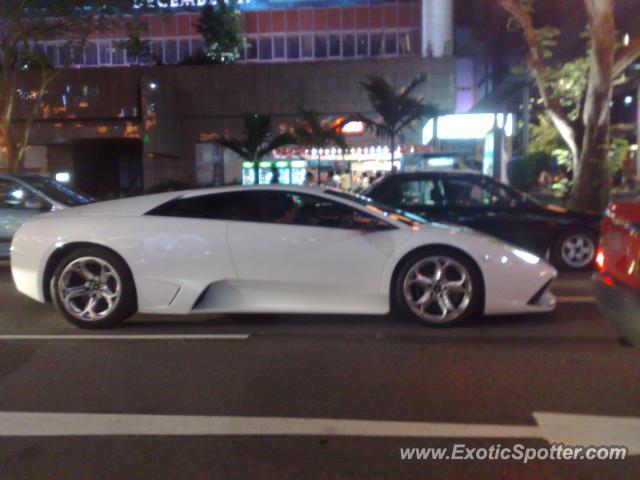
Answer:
xmin=0 ymin=261 xmax=638 ymax=479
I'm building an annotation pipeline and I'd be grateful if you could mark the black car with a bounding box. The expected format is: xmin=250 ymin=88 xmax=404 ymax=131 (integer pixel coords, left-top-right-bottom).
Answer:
xmin=363 ymin=172 xmax=601 ymax=270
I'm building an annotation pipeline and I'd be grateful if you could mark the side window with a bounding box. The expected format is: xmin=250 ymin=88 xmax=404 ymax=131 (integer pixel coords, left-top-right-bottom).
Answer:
xmin=254 ymin=191 xmax=391 ymax=230
xmin=443 ymin=178 xmax=517 ymax=208
xmin=0 ymin=180 xmax=47 ymax=210
xmin=146 ymin=192 xmax=261 ymax=222
xmin=148 ymin=191 xmax=392 ymax=230
xmin=397 ymin=179 xmax=445 ymax=207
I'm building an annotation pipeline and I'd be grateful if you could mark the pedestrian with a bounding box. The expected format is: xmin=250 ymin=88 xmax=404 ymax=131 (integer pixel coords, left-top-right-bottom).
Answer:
xmin=303 ymin=171 xmax=315 ymax=187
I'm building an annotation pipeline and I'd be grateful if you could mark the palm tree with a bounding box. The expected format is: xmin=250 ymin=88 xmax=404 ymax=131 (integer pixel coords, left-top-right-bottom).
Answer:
xmin=212 ymin=113 xmax=294 ymax=185
xmin=293 ymin=107 xmax=348 ymax=182
xmin=357 ymin=74 xmax=440 ymax=169
xmin=293 ymin=107 xmax=348 ymax=153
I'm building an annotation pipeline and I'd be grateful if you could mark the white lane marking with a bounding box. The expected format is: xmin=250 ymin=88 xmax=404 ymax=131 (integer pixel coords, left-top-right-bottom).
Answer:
xmin=0 ymin=334 xmax=249 ymax=340
xmin=556 ymin=295 xmax=596 ymax=303
xmin=0 ymin=412 xmax=638 ymax=454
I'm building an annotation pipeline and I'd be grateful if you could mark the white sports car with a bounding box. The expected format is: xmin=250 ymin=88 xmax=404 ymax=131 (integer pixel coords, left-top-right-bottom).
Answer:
xmin=11 ymin=186 xmax=557 ymax=329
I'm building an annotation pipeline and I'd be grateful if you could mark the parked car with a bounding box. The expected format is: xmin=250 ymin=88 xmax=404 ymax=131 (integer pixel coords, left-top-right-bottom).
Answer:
xmin=363 ymin=172 xmax=602 ymax=270
xmin=11 ymin=186 xmax=556 ymax=329
xmin=592 ymin=200 xmax=640 ymax=346
xmin=0 ymin=173 xmax=91 ymax=258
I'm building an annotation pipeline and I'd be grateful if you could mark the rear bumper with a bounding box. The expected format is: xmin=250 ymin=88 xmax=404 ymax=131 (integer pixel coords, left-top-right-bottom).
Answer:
xmin=592 ymin=273 xmax=640 ymax=345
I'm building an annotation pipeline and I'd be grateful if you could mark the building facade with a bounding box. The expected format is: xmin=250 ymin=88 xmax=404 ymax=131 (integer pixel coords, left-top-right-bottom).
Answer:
xmin=3 ymin=0 xmax=459 ymax=196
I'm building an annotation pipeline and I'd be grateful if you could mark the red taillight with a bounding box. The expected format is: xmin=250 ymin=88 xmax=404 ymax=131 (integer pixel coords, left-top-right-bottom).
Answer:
xmin=595 ymin=247 xmax=605 ymax=272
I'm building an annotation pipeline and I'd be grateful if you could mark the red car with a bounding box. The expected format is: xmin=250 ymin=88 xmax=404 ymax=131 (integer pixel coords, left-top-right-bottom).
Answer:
xmin=593 ymin=200 xmax=640 ymax=345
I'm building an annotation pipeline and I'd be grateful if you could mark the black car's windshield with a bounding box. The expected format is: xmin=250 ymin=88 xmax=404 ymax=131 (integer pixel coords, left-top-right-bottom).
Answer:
xmin=24 ymin=177 xmax=92 ymax=207
xmin=325 ymin=189 xmax=427 ymax=227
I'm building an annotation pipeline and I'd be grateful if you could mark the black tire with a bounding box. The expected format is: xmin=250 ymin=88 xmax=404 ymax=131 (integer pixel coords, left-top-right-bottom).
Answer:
xmin=551 ymin=229 xmax=597 ymax=271
xmin=50 ymin=247 xmax=137 ymax=329
xmin=394 ymin=247 xmax=483 ymax=327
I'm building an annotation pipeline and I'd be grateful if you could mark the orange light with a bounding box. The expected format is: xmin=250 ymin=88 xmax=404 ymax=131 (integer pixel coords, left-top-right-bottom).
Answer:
xmin=595 ymin=247 xmax=605 ymax=272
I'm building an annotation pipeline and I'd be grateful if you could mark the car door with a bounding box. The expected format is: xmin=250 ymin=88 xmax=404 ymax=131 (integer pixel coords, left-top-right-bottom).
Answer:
xmin=226 ymin=190 xmax=410 ymax=314
xmin=440 ymin=176 xmax=548 ymax=254
xmin=0 ymin=179 xmax=51 ymax=257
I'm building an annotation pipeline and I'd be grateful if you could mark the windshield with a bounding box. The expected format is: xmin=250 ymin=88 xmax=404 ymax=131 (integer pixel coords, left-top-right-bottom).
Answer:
xmin=24 ymin=177 xmax=92 ymax=207
xmin=325 ymin=189 xmax=427 ymax=227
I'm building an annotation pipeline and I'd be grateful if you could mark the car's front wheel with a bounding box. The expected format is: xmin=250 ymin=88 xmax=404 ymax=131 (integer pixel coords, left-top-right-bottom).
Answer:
xmin=395 ymin=249 xmax=482 ymax=326
xmin=51 ymin=247 xmax=137 ymax=329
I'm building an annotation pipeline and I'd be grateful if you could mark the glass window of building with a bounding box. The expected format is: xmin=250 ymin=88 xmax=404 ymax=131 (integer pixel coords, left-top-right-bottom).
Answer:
xmin=370 ymin=33 xmax=383 ymax=56
xmin=164 ymin=40 xmax=178 ymax=64
xmin=178 ymin=39 xmax=190 ymax=62
xmin=287 ymin=36 xmax=300 ymax=59
xmin=314 ymin=35 xmax=327 ymax=58
xmin=98 ymin=43 xmax=111 ymax=65
xmin=151 ymin=41 xmax=163 ymax=64
xmin=45 ymin=44 xmax=58 ymax=66
xmin=273 ymin=36 xmax=286 ymax=59
xmin=384 ymin=32 xmax=397 ymax=55
xmin=84 ymin=42 xmax=98 ymax=65
xmin=399 ymin=32 xmax=412 ymax=55
xmin=357 ymin=33 xmax=368 ymax=56
xmin=329 ymin=34 xmax=340 ymax=57
xmin=342 ymin=34 xmax=355 ymax=57
xmin=246 ymin=37 xmax=258 ymax=59
xmin=111 ymin=45 xmax=125 ymax=65
xmin=259 ymin=37 xmax=272 ymax=60
xmin=301 ymin=35 xmax=313 ymax=58
xmin=191 ymin=38 xmax=204 ymax=56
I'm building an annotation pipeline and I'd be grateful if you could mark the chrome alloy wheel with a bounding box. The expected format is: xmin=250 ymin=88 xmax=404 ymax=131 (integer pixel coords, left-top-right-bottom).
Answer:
xmin=560 ymin=234 xmax=595 ymax=269
xmin=57 ymin=257 xmax=122 ymax=322
xmin=403 ymin=256 xmax=473 ymax=324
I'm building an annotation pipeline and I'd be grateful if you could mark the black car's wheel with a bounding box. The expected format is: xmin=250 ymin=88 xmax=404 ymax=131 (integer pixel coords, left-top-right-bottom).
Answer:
xmin=394 ymin=248 xmax=483 ymax=327
xmin=50 ymin=247 xmax=137 ymax=329
xmin=552 ymin=230 xmax=597 ymax=270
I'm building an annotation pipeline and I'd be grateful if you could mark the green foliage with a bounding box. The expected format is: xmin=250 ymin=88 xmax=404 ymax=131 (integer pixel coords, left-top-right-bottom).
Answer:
xmin=195 ymin=2 xmax=247 ymax=65
xmin=538 ymin=56 xmax=589 ymax=122
xmin=212 ymin=113 xmax=295 ymax=163
xmin=509 ymin=152 xmax=554 ymax=192
xmin=357 ymin=74 xmax=439 ymax=161
xmin=358 ymin=75 xmax=440 ymax=143
xmin=115 ymin=33 xmax=155 ymax=65
xmin=293 ymin=107 xmax=347 ymax=152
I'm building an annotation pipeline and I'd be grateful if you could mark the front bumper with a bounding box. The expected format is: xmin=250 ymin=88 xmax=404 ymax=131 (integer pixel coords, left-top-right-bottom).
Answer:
xmin=592 ymin=273 xmax=640 ymax=345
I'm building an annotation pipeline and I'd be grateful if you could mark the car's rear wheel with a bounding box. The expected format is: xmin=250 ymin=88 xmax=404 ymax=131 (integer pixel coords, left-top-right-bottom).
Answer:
xmin=552 ymin=230 xmax=596 ymax=270
xmin=394 ymin=249 xmax=482 ymax=326
xmin=51 ymin=247 xmax=136 ymax=329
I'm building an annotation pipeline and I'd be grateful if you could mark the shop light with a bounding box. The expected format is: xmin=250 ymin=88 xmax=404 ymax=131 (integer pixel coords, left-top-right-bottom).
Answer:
xmin=242 ymin=161 xmax=254 ymax=168
xmin=55 ymin=172 xmax=71 ymax=183
xmin=428 ymin=158 xmax=455 ymax=167
xmin=624 ymin=96 xmax=633 ymax=106
xmin=291 ymin=160 xmax=306 ymax=168
xmin=275 ymin=161 xmax=288 ymax=168
xmin=258 ymin=161 xmax=272 ymax=168
xmin=423 ymin=119 xmax=435 ymax=145
xmin=341 ymin=121 xmax=365 ymax=135
xmin=437 ymin=113 xmax=496 ymax=139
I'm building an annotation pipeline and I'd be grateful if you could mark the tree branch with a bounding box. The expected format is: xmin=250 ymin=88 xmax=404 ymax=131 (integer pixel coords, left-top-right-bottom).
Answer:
xmin=613 ymin=34 xmax=640 ymax=79
xmin=500 ymin=0 xmax=579 ymax=165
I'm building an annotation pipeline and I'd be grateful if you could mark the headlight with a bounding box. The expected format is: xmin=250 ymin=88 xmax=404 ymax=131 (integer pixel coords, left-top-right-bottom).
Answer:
xmin=510 ymin=247 xmax=541 ymax=265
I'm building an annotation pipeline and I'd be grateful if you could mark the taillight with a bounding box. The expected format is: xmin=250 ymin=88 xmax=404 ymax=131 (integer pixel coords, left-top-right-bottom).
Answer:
xmin=595 ymin=247 xmax=605 ymax=272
